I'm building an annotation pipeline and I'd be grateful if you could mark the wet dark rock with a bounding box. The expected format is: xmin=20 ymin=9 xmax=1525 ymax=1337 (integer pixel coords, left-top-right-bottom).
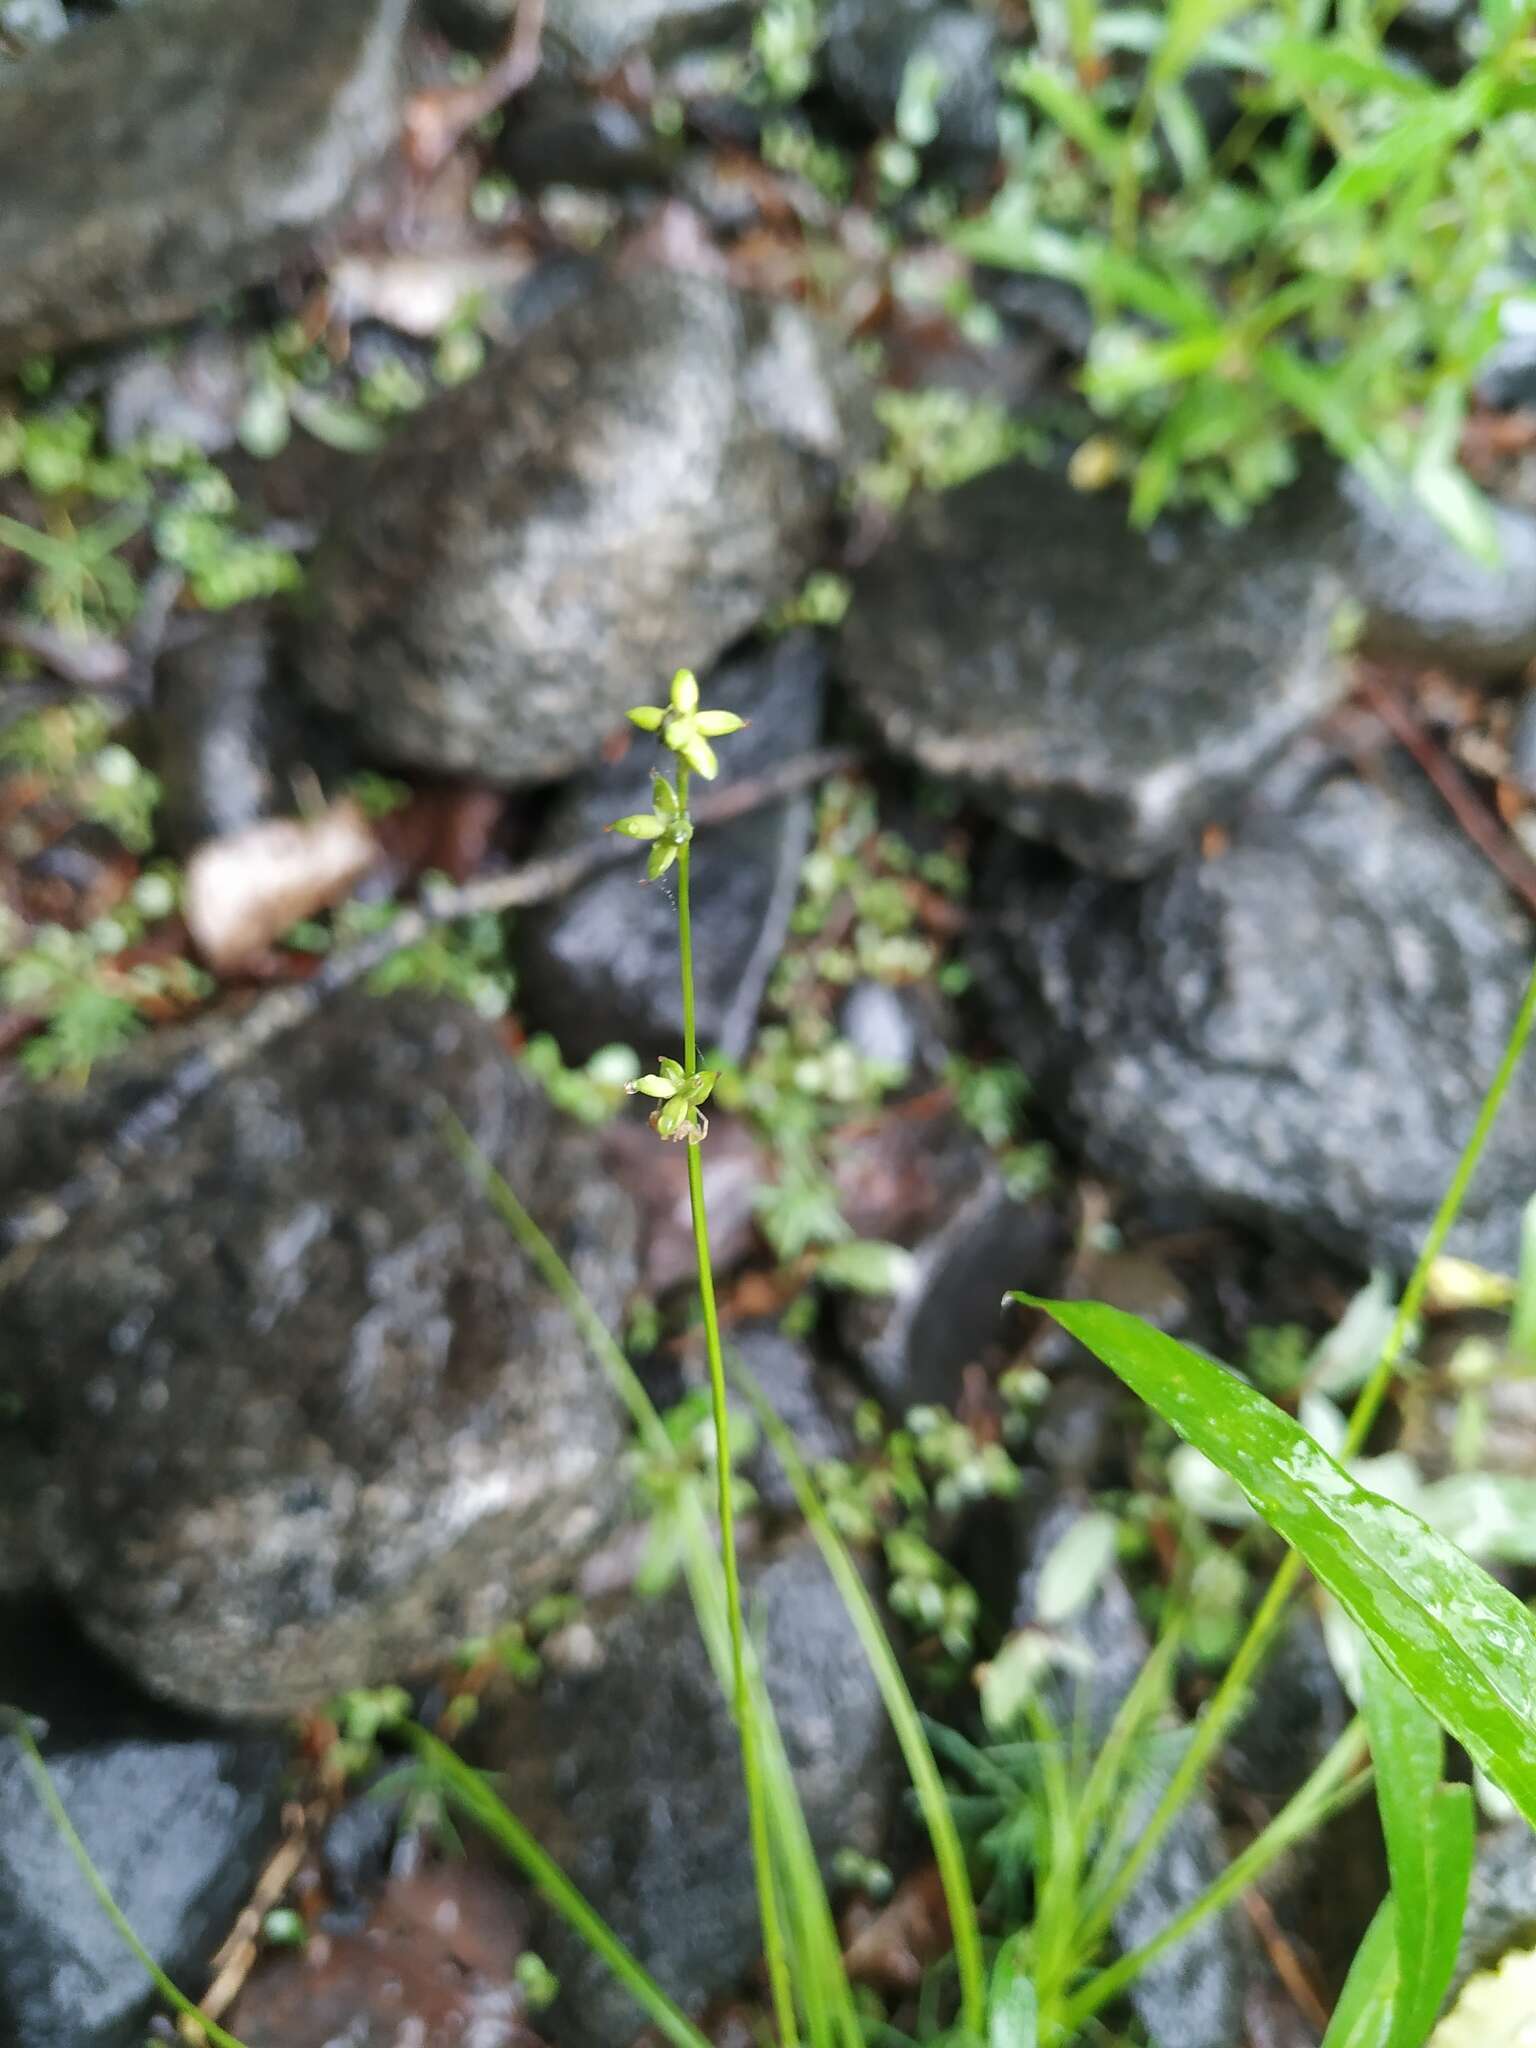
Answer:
xmin=516 ymin=632 xmax=823 ymax=1064
xmin=0 ymin=0 xmax=410 ymax=366
xmin=546 ymin=0 xmax=749 ymax=69
xmin=500 ymin=79 xmax=674 ymax=190
xmin=1225 ymin=1613 xmax=1350 ymax=1803
xmin=4 ymin=991 xmax=639 ymax=1716
xmin=1345 ymin=469 xmax=1536 ymax=673
xmin=153 ymin=608 xmax=298 ymax=854
xmin=821 ymin=0 xmax=1001 ymax=163
xmin=972 ymin=765 xmax=1536 ymax=1271
xmin=467 ymin=1534 xmax=893 ymax=2048
xmin=319 ymin=1783 xmax=403 ymax=1917
xmin=706 ymin=1321 xmax=856 ymax=1515
xmin=834 ymin=1109 xmax=1064 ymax=1411
xmin=230 ymin=1862 xmax=534 ymax=2048
xmin=1509 ymin=691 xmax=1536 ymax=798
xmin=1030 ymin=1372 xmax=1128 ymax=1488
xmin=840 ymin=464 xmax=1352 ymax=876
xmin=103 ymin=332 xmax=248 ymax=457
xmin=1451 ymin=1821 xmax=1536 ymax=1999
xmin=0 ymin=1599 xmax=287 ymax=2048
xmin=1015 ymin=1501 xmax=1247 ymax=2048
xmin=433 ymin=0 xmax=747 ymax=67
xmin=297 ymin=270 xmax=862 ymax=783
xmin=605 ymin=1108 xmax=766 ymax=1294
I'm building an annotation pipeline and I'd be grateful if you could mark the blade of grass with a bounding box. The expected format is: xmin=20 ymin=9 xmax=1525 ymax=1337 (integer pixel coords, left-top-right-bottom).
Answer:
xmin=739 ymin=1367 xmax=988 ymax=2041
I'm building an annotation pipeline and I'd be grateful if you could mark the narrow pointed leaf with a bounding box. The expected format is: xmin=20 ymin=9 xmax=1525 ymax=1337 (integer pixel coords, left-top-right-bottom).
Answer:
xmin=1012 ymin=1296 xmax=1536 ymax=1824
xmin=1322 ymin=1896 xmax=1400 ymax=2048
xmin=988 ymin=1930 xmax=1038 ymax=2048
xmin=1363 ymin=1649 xmax=1473 ymax=2048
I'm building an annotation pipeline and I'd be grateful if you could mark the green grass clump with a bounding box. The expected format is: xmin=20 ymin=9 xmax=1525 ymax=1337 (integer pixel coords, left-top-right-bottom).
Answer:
xmin=955 ymin=0 xmax=1536 ymax=541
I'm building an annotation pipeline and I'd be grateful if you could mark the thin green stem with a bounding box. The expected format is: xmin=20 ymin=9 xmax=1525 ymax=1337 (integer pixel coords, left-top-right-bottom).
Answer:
xmin=5 ymin=1713 xmax=251 ymax=2048
xmin=1079 ymin=952 xmax=1536 ymax=1948
xmin=674 ymin=774 xmax=800 ymax=2046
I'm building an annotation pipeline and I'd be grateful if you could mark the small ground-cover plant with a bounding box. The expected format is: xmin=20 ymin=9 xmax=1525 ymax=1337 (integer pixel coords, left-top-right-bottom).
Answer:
xmin=954 ymin=0 xmax=1536 ymax=540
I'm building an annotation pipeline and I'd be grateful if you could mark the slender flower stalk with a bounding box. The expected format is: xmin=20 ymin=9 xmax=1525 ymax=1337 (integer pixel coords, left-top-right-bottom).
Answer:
xmin=614 ymin=672 xmax=799 ymax=2039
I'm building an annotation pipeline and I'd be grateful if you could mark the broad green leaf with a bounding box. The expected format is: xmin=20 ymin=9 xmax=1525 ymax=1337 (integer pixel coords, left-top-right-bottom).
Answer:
xmin=1362 ymin=1649 xmax=1474 ymax=2048
xmin=1011 ymin=1297 xmax=1536 ymax=1825
xmin=1322 ymin=1896 xmax=1400 ymax=2048
xmin=988 ymin=1932 xmax=1038 ymax=2048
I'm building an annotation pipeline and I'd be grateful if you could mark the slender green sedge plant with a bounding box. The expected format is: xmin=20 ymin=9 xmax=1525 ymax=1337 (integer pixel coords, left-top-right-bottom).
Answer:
xmin=609 ymin=666 xmax=801 ymax=2036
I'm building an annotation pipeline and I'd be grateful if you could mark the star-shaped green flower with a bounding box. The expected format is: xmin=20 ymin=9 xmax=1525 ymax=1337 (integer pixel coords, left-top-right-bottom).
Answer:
xmin=627 ymin=1056 xmax=719 ymax=1142
xmin=611 ymin=771 xmax=694 ymax=880
xmin=628 ymin=668 xmax=746 ymax=781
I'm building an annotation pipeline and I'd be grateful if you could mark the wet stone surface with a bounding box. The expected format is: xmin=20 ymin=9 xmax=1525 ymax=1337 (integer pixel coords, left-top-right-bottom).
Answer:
xmin=0 ymin=0 xmax=411 ymax=366
xmin=516 ymin=630 xmax=825 ymax=1064
xmin=833 ymin=1105 xmax=1066 ymax=1411
xmin=152 ymin=607 xmax=299 ymax=855
xmin=296 ymin=269 xmax=865 ymax=784
xmin=972 ymin=763 xmax=1536 ymax=1271
xmin=821 ymin=0 xmax=1003 ymax=163
xmin=838 ymin=462 xmax=1352 ymax=876
xmin=3 ymin=991 xmax=639 ymax=1716
xmin=0 ymin=1599 xmax=287 ymax=2048
xmin=467 ymin=1535 xmax=895 ymax=2048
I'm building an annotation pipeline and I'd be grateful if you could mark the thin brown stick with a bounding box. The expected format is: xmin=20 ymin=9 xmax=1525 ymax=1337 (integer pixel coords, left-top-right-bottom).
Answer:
xmin=1356 ymin=664 xmax=1536 ymax=919
xmin=1241 ymin=1887 xmax=1330 ymax=2036
xmin=0 ymin=744 xmax=857 ymax=1286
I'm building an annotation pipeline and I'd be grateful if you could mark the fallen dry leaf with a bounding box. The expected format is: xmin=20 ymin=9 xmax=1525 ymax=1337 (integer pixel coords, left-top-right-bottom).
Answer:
xmin=183 ymin=800 xmax=378 ymax=974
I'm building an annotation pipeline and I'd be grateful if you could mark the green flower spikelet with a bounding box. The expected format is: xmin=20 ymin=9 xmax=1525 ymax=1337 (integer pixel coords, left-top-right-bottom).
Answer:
xmin=627 ymin=1056 xmax=719 ymax=1143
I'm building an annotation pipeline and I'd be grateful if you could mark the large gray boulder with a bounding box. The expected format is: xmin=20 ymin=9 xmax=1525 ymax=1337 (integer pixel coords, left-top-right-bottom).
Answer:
xmin=971 ymin=763 xmax=1536 ymax=1270
xmin=5 ymin=992 xmax=639 ymax=1715
xmin=296 ymin=269 xmax=865 ymax=783
xmin=0 ymin=0 xmax=410 ymax=366
xmin=838 ymin=463 xmax=1352 ymax=877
